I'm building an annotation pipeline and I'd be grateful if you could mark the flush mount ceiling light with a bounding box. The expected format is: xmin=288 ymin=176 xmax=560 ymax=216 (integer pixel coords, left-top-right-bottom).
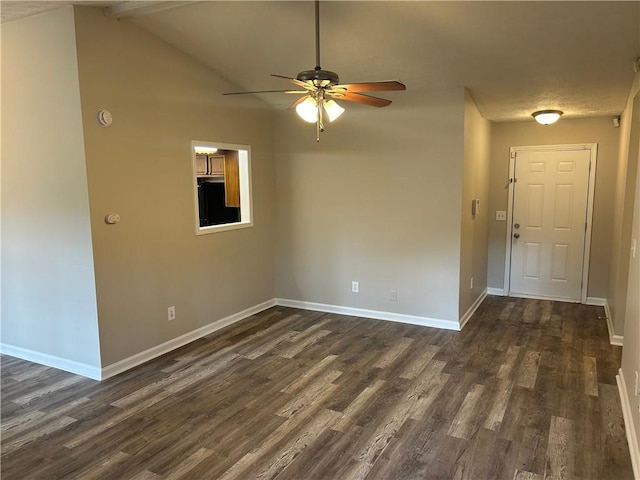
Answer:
xmin=532 ymin=110 xmax=563 ymax=125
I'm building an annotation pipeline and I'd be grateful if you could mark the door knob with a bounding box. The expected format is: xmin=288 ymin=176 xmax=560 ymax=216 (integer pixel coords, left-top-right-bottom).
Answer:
xmin=514 ymin=233 xmax=520 ymax=239
xmin=514 ymin=223 xmax=520 ymax=229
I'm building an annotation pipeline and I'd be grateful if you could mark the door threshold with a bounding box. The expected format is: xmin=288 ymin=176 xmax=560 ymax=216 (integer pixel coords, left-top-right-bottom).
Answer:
xmin=507 ymin=292 xmax=581 ymax=304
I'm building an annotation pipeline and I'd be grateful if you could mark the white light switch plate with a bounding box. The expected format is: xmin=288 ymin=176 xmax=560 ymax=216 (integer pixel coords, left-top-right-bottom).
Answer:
xmin=496 ymin=211 xmax=507 ymax=221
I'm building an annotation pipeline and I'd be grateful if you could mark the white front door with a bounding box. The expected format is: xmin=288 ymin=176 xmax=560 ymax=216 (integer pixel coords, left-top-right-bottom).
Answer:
xmin=507 ymin=147 xmax=594 ymax=302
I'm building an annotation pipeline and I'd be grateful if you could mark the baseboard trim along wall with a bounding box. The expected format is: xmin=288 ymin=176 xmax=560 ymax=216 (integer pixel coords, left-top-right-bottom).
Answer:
xmin=0 ymin=343 xmax=102 ymax=380
xmin=586 ymin=297 xmax=624 ymax=346
xmin=275 ymin=298 xmax=461 ymax=331
xmin=459 ymin=289 xmax=488 ymax=330
xmin=100 ymin=299 xmax=276 ymax=380
xmin=5 ymin=294 xmax=625 ymax=381
xmin=486 ymin=287 xmax=505 ymax=296
xmin=617 ymin=369 xmax=640 ymax=479
xmin=585 ymin=296 xmax=607 ymax=306
xmin=2 ymin=297 xmax=463 ymax=381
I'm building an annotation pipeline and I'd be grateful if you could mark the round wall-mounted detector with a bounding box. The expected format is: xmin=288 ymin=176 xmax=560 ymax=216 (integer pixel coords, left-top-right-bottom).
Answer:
xmin=97 ymin=109 xmax=113 ymax=127
xmin=104 ymin=213 xmax=120 ymax=224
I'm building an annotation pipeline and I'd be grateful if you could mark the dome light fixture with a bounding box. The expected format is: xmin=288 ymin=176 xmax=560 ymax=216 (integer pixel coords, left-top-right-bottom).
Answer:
xmin=532 ymin=110 xmax=563 ymax=125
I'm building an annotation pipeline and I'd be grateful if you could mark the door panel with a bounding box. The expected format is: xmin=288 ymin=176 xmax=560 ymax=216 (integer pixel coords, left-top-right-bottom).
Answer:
xmin=527 ymin=184 xmax=544 ymax=227
xmin=523 ymin=242 xmax=541 ymax=278
xmin=509 ymin=149 xmax=591 ymax=301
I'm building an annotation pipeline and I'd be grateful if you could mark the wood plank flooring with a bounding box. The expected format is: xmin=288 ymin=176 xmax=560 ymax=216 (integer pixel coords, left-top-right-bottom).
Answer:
xmin=1 ymin=296 xmax=634 ymax=479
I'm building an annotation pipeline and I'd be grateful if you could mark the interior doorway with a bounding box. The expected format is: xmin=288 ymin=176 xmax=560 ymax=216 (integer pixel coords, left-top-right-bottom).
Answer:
xmin=504 ymin=144 xmax=597 ymax=303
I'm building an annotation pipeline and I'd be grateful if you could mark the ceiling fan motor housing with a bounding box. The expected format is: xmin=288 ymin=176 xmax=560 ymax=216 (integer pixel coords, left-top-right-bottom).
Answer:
xmin=296 ymin=68 xmax=340 ymax=87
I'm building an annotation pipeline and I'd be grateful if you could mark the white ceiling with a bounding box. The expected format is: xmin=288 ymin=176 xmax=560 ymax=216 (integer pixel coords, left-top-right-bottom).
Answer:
xmin=3 ymin=1 xmax=639 ymax=122
xmin=0 ymin=1 xmax=114 ymax=22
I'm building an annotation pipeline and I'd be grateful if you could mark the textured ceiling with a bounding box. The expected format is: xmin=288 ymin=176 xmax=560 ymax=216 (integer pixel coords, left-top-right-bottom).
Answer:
xmin=3 ymin=1 xmax=639 ymax=122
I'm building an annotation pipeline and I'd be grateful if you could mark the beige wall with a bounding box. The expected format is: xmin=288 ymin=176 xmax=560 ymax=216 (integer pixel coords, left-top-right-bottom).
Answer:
xmin=609 ymin=72 xmax=640 ymax=337
xmin=621 ymin=106 xmax=640 ymax=469
xmin=487 ymin=117 xmax=621 ymax=300
xmin=1 ymin=7 xmax=101 ymax=369
xmin=618 ymin=74 xmax=640 ymax=452
xmin=459 ymin=91 xmax=491 ymax=317
xmin=73 ymin=7 xmax=275 ymax=366
xmin=273 ymin=87 xmax=465 ymax=322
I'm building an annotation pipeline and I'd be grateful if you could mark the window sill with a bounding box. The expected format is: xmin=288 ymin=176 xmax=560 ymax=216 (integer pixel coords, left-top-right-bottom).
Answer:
xmin=195 ymin=220 xmax=253 ymax=236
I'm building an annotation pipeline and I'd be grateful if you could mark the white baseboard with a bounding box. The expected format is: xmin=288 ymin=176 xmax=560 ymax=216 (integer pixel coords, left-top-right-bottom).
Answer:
xmin=586 ymin=296 xmax=607 ymax=306
xmin=275 ymin=298 xmax=460 ymax=331
xmin=0 ymin=344 xmax=102 ymax=380
xmin=459 ymin=288 xmax=487 ymax=329
xmin=617 ymin=369 xmax=640 ymax=479
xmin=487 ymin=287 xmax=505 ymax=296
xmin=100 ymin=299 xmax=276 ymax=380
xmin=587 ymin=298 xmax=624 ymax=347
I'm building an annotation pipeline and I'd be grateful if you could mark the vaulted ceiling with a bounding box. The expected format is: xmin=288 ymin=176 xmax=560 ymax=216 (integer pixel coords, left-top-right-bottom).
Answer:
xmin=3 ymin=1 xmax=639 ymax=122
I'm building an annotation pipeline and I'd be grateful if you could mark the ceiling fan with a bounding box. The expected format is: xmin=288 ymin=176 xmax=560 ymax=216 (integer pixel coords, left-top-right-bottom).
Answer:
xmin=223 ymin=0 xmax=406 ymax=141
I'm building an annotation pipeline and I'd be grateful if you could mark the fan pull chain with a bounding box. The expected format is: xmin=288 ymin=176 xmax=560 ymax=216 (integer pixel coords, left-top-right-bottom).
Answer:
xmin=316 ymin=89 xmax=324 ymax=142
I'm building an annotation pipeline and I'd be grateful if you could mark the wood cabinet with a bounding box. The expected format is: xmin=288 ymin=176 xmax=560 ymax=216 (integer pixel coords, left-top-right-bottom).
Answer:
xmin=195 ymin=154 xmax=207 ymax=175
xmin=224 ymin=151 xmax=240 ymax=208
xmin=196 ymin=151 xmax=241 ymax=208
xmin=210 ymin=156 xmax=225 ymax=175
xmin=196 ymin=154 xmax=225 ymax=176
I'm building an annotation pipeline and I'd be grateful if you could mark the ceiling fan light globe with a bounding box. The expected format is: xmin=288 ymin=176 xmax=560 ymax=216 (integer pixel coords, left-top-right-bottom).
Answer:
xmin=296 ymin=97 xmax=319 ymax=123
xmin=324 ymin=100 xmax=345 ymax=122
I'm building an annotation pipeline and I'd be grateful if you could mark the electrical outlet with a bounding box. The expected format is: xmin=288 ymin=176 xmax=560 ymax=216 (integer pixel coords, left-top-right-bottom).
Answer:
xmin=168 ymin=306 xmax=176 ymax=321
xmin=390 ymin=290 xmax=397 ymax=301
xmin=352 ymin=281 xmax=359 ymax=293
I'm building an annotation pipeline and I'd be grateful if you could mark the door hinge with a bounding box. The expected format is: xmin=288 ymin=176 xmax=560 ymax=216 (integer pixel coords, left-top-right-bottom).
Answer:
xmin=511 ymin=151 xmax=517 ymax=159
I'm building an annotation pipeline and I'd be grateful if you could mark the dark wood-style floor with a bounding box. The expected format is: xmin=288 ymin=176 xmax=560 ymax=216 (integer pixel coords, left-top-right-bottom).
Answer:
xmin=1 ymin=296 xmax=634 ymax=479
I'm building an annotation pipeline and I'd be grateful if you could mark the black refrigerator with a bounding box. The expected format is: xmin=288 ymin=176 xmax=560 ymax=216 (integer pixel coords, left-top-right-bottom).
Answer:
xmin=197 ymin=180 xmax=240 ymax=227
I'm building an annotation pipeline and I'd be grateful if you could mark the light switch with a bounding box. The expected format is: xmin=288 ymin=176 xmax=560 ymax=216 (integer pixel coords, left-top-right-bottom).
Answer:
xmin=471 ymin=199 xmax=480 ymax=216
xmin=496 ymin=211 xmax=507 ymax=221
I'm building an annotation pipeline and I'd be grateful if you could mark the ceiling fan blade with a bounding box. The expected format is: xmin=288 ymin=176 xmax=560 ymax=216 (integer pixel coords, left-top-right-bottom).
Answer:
xmin=271 ymin=74 xmax=316 ymax=90
xmin=223 ymin=89 xmax=307 ymax=96
xmin=287 ymin=95 xmax=310 ymax=110
xmin=332 ymin=81 xmax=406 ymax=93
xmin=331 ymin=91 xmax=392 ymax=108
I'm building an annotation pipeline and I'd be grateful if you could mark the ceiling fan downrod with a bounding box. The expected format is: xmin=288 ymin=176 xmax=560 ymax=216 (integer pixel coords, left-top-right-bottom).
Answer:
xmin=315 ymin=0 xmax=320 ymax=70
xmin=296 ymin=0 xmax=339 ymax=86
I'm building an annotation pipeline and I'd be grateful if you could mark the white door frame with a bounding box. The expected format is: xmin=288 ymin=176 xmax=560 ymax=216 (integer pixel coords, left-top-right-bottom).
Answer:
xmin=503 ymin=143 xmax=598 ymax=303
